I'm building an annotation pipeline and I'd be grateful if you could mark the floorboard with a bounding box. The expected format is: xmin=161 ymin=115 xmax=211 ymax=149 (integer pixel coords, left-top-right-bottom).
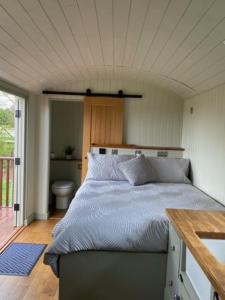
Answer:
xmin=0 ymin=211 xmax=61 ymax=300
xmin=0 ymin=208 xmax=19 ymax=250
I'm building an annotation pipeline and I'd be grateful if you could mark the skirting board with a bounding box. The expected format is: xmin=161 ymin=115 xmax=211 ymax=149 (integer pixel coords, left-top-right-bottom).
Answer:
xmin=24 ymin=212 xmax=49 ymax=225
xmin=24 ymin=213 xmax=35 ymax=226
xmin=34 ymin=212 xmax=49 ymax=221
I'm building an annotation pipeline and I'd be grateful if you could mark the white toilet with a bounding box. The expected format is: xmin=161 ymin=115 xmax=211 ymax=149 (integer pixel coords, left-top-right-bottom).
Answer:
xmin=52 ymin=181 xmax=75 ymax=209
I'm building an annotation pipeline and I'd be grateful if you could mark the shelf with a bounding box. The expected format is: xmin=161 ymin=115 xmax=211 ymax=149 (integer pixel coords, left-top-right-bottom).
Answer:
xmin=50 ymin=158 xmax=82 ymax=162
xmin=91 ymin=143 xmax=185 ymax=151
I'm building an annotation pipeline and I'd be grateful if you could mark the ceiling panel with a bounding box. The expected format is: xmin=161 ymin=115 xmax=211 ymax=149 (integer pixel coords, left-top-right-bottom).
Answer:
xmin=0 ymin=0 xmax=224 ymax=98
xmin=143 ymin=0 xmax=191 ymax=71
xmin=161 ymin=0 xmax=225 ymax=75
xmin=150 ymin=0 xmax=214 ymax=72
xmin=131 ymin=0 xmax=170 ymax=69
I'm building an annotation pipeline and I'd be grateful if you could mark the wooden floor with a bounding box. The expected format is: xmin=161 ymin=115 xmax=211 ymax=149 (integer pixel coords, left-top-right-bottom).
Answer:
xmin=0 ymin=207 xmax=19 ymax=250
xmin=0 ymin=210 xmax=65 ymax=300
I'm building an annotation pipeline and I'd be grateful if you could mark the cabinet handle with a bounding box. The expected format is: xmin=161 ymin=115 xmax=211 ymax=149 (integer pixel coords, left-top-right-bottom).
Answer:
xmin=179 ymin=273 xmax=183 ymax=283
xmin=170 ymin=245 xmax=176 ymax=251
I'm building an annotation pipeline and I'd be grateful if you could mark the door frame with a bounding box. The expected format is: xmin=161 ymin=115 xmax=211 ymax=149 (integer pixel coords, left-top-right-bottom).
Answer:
xmin=14 ymin=97 xmax=26 ymax=227
xmin=0 ymin=80 xmax=28 ymax=227
xmin=46 ymin=96 xmax=83 ymax=216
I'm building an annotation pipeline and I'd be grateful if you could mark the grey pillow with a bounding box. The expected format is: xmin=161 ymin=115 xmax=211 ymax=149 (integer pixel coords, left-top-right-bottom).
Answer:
xmin=146 ymin=157 xmax=191 ymax=184
xmin=86 ymin=153 xmax=134 ymax=181
xmin=118 ymin=155 xmax=155 ymax=186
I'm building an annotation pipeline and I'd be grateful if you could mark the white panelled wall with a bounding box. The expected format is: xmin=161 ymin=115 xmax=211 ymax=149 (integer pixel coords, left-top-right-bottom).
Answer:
xmin=63 ymin=78 xmax=184 ymax=146
xmin=29 ymin=80 xmax=183 ymax=221
xmin=182 ymin=83 xmax=225 ymax=206
xmin=28 ymin=80 xmax=225 ymax=221
xmin=124 ymin=86 xmax=183 ymax=146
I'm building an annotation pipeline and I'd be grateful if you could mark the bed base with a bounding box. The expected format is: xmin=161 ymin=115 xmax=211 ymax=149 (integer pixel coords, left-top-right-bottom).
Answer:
xmin=59 ymin=251 xmax=167 ymax=300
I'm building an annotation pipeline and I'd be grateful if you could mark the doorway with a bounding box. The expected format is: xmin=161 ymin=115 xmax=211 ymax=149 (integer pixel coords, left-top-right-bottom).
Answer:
xmin=0 ymin=90 xmax=25 ymax=248
xmin=49 ymin=100 xmax=83 ymax=216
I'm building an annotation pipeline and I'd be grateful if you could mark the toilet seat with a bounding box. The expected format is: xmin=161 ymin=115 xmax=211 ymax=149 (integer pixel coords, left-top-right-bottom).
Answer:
xmin=52 ymin=181 xmax=74 ymax=189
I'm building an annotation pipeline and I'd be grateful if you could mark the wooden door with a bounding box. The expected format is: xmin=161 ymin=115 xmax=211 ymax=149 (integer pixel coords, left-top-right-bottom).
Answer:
xmin=81 ymin=97 xmax=124 ymax=181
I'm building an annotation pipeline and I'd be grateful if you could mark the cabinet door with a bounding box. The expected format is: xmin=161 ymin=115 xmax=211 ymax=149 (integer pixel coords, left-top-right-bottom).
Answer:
xmin=165 ymin=225 xmax=181 ymax=299
xmin=81 ymin=97 xmax=124 ymax=182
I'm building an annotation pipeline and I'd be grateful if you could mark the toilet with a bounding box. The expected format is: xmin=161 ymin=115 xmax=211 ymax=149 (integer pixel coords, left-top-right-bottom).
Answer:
xmin=52 ymin=181 xmax=75 ymax=209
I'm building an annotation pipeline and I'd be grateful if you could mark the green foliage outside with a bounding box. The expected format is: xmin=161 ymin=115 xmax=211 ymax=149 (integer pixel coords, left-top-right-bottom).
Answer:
xmin=0 ymin=107 xmax=14 ymax=206
xmin=0 ymin=108 xmax=14 ymax=157
xmin=0 ymin=108 xmax=14 ymax=127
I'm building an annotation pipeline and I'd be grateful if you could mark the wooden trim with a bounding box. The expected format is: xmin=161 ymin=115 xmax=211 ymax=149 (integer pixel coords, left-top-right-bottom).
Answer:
xmin=91 ymin=143 xmax=185 ymax=151
xmin=166 ymin=209 xmax=225 ymax=300
xmin=0 ymin=226 xmax=25 ymax=253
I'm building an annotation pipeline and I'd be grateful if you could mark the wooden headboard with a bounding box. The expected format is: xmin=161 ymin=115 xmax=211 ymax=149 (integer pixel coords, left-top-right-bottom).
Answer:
xmin=91 ymin=144 xmax=184 ymax=158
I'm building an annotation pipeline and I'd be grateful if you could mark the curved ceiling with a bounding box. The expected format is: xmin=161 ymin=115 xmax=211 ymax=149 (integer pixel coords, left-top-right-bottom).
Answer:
xmin=0 ymin=0 xmax=225 ymax=98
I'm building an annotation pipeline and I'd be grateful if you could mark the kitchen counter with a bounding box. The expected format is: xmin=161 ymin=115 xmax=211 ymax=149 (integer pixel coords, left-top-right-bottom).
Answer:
xmin=166 ymin=209 xmax=225 ymax=300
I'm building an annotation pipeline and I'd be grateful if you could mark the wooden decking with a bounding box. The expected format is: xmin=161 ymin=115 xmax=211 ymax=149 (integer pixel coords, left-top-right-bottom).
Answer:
xmin=0 ymin=207 xmax=19 ymax=250
xmin=0 ymin=210 xmax=63 ymax=300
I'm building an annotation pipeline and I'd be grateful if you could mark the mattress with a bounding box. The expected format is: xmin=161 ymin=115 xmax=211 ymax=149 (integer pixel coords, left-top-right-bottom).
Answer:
xmin=44 ymin=180 xmax=224 ymax=275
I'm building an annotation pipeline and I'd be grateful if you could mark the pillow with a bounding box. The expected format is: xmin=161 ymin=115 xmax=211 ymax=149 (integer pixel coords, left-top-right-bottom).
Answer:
xmin=146 ymin=157 xmax=191 ymax=184
xmin=118 ymin=155 xmax=155 ymax=186
xmin=86 ymin=153 xmax=134 ymax=181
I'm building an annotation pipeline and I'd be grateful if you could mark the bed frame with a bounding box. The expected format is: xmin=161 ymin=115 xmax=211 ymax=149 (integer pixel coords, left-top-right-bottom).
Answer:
xmin=59 ymin=251 xmax=167 ymax=300
xmin=58 ymin=144 xmax=183 ymax=299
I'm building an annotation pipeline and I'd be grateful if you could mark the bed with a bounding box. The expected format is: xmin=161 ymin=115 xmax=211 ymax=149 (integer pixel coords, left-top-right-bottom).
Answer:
xmin=44 ymin=176 xmax=224 ymax=300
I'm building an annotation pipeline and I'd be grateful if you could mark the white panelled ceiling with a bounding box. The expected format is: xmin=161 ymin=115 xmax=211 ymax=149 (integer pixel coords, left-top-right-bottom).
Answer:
xmin=0 ymin=0 xmax=225 ymax=98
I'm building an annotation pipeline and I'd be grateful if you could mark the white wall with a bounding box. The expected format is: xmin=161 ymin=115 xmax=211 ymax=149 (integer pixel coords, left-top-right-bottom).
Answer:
xmin=124 ymin=85 xmax=183 ymax=146
xmin=182 ymin=83 xmax=225 ymax=205
xmin=24 ymin=94 xmax=37 ymax=224
xmin=34 ymin=95 xmax=50 ymax=220
xmin=61 ymin=79 xmax=184 ymax=147
xmin=32 ymin=81 xmax=184 ymax=219
xmin=50 ymin=101 xmax=83 ymax=158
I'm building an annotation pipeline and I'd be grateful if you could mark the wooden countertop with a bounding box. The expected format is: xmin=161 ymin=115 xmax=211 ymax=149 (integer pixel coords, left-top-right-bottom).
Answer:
xmin=166 ymin=209 xmax=225 ymax=300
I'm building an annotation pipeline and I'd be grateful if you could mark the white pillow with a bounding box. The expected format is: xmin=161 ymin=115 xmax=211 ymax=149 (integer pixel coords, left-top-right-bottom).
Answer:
xmin=146 ymin=157 xmax=191 ymax=184
xmin=86 ymin=153 xmax=134 ymax=181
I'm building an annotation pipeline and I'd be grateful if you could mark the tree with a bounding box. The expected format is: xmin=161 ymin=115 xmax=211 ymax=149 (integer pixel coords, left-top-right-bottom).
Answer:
xmin=0 ymin=108 xmax=14 ymax=127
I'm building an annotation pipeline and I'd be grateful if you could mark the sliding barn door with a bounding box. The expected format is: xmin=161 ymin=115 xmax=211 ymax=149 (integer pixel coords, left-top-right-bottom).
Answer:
xmin=81 ymin=97 xmax=124 ymax=182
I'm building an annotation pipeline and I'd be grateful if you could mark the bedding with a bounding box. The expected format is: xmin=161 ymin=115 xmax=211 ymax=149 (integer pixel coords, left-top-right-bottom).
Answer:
xmin=44 ymin=179 xmax=224 ymax=276
xmin=146 ymin=157 xmax=190 ymax=183
xmin=86 ymin=153 xmax=134 ymax=181
xmin=118 ymin=155 xmax=154 ymax=185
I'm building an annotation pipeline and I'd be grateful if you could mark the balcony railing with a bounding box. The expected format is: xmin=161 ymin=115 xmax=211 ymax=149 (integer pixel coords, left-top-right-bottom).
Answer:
xmin=0 ymin=157 xmax=14 ymax=208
